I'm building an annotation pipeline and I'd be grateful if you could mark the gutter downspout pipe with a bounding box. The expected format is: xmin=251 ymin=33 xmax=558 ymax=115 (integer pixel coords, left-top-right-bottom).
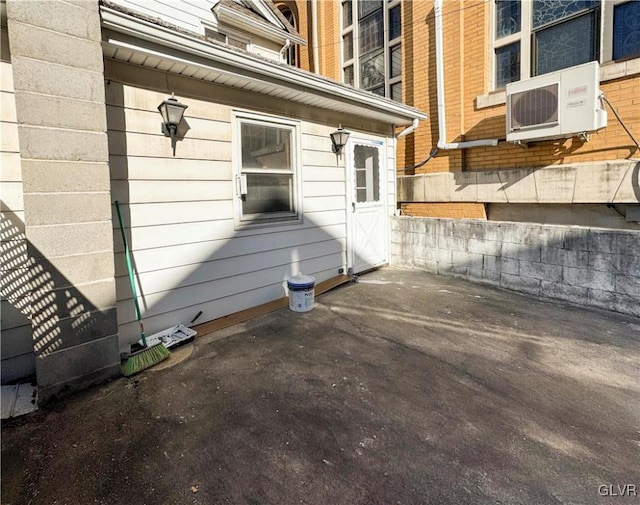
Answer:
xmin=279 ymin=38 xmax=291 ymax=62
xmin=434 ymin=0 xmax=498 ymax=149
xmin=311 ymin=0 xmax=319 ymax=74
xmin=397 ymin=118 xmax=419 ymax=138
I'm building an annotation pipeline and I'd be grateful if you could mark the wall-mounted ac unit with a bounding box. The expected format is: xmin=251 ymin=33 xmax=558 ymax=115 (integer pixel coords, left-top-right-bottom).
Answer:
xmin=506 ymin=61 xmax=607 ymax=143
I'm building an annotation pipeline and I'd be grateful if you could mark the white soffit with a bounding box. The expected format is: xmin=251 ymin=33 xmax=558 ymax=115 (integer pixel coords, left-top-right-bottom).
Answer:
xmin=100 ymin=6 xmax=426 ymax=126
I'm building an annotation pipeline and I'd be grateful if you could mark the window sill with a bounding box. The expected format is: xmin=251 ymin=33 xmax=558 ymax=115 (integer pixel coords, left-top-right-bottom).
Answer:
xmin=600 ymin=57 xmax=640 ymax=81
xmin=475 ymin=57 xmax=640 ymax=110
xmin=234 ymin=216 xmax=304 ymax=235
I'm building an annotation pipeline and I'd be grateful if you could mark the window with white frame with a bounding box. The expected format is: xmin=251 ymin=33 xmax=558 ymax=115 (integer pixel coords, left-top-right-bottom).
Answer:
xmin=341 ymin=0 xmax=402 ymax=101
xmin=205 ymin=27 xmax=250 ymax=51
xmin=235 ymin=114 xmax=300 ymax=225
xmin=493 ymin=0 xmax=640 ymax=90
xmin=604 ymin=0 xmax=640 ymax=62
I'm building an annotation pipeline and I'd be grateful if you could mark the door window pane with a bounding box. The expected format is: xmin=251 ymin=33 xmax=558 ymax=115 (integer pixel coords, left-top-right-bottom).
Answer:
xmin=495 ymin=0 xmax=521 ymax=39
xmin=354 ymin=145 xmax=379 ymax=203
xmin=495 ymin=42 xmax=520 ymax=88
xmin=613 ymin=1 xmax=640 ymax=61
xmin=534 ymin=12 xmax=596 ymax=75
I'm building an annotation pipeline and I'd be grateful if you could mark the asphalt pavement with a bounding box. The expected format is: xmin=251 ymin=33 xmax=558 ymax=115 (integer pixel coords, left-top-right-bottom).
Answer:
xmin=2 ymin=267 xmax=639 ymax=505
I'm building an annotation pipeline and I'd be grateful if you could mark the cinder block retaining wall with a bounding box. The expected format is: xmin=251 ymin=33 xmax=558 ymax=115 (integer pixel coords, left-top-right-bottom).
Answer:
xmin=390 ymin=217 xmax=640 ymax=317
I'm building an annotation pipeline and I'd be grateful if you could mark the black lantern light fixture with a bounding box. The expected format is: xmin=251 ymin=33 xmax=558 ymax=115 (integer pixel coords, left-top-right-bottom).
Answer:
xmin=330 ymin=125 xmax=350 ymax=155
xmin=158 ymin=93 xmax=188 ymax=155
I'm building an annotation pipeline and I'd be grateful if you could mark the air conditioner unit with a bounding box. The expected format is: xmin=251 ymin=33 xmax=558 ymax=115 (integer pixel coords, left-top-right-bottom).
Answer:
xmin=506 ymin=61 xmax=607 ymax=143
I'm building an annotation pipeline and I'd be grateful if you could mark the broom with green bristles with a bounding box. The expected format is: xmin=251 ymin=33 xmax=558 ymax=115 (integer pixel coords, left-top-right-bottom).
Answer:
xmin=115 ymin=201 xmax=170 ymax=376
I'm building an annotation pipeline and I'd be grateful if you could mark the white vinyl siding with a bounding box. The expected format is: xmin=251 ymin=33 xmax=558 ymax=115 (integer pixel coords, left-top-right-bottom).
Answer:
xmin=106 ymin=68 xmax=359 ymax=351
xmin=107 ymin=0 xmax=217 ymax=35
xmin=109 ymin=0 xmax=285 ymax=60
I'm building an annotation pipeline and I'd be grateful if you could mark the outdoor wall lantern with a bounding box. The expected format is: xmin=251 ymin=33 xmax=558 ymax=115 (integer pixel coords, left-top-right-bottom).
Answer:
xmin=158 ymin=93 xmax=188 ymax=156
xmin=330 ymin=125 xmax=350 ymax=156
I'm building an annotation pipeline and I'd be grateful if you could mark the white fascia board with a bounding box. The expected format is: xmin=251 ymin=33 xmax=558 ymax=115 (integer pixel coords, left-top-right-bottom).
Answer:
xmin=215 ymin=4 xmax=305 ymax=46
xmin=245 ymin=0 xmax=285 ymax=30
xmin=100 ymin=6 xmax=427 ymax=125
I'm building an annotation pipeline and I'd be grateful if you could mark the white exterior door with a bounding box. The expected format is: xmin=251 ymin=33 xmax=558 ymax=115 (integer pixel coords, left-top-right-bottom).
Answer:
xmin=347 ymin=139 xmax=388 ymax=274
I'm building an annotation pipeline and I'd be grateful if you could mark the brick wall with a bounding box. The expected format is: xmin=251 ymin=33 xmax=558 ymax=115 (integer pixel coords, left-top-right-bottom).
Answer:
xmin=396 ymin=0 xmax=640 ymax=173
xmin=309 ymin=2 xmax=639 ymax=175
xmin=391 ymin=216 xmax=640 ymax=317
xmin=318 ymin=1 xmax=339 ymax=80
xmin=400 ymin=203 xmax=486 ymax=219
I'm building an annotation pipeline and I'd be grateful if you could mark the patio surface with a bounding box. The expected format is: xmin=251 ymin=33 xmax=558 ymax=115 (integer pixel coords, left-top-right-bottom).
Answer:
xmin=2 ymin=267 xmax=639 ymax=505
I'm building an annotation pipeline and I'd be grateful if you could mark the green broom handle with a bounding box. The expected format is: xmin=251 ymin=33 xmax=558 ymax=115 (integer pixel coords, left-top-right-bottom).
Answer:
xmin=115 ymin=201 xmax=147 ymax=347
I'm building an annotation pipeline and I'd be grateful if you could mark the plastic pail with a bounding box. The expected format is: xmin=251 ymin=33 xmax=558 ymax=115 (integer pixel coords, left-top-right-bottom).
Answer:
xmin=287 ymin=274 xmax=315 ymax=312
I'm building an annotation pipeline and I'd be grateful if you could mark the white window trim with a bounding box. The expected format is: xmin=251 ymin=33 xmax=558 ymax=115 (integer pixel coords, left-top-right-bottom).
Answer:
xmin=340 ymin=0 xmax=402 ymax=100
xmin=350 ymin=138 xmax=385 ymax=209
xmin=602 ymin=0 xmax=638 ymax=62
xmin=482 ymin=0 xmax=640 ymax=106
xmin=341 ymin=1 xmax=355 ymax=84
xmin=203 ymin=21 xmax=253 ymax=52
xmin=232 ymin=111 xmax=302 ymax=229
xmin=491 ymin=0 xmax=614 ymax=91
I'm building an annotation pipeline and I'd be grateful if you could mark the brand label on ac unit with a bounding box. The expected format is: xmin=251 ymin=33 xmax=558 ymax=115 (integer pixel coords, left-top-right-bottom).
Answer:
xmin=566 ymin=84 xmax=588 ymax=97
xmin=566 ymin=84 xmax=588 ymax=107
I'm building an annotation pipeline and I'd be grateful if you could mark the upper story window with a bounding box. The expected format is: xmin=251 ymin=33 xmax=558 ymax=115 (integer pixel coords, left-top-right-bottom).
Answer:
xmin=607 ymin=0 xmax=640 ymax=61
xmin=493 ymin=0 xmax=640 ymax=90
xmin=341 ymin=0 xmax=402 ymax=102
xmin=205 ymin=28 xmax=250 ymax=51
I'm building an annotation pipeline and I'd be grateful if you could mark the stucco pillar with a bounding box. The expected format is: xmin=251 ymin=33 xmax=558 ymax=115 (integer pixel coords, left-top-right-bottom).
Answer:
xmin=6 ymin=0 xmax=120 ymax=401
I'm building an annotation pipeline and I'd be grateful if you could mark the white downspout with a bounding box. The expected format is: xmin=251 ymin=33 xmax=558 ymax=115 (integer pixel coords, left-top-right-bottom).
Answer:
xmin=397 ymin=118 xmax=419 ymax=138
xmin=279 ymin=38 xmax=291 ymax=62
xmin=311 ymin=0 xmax=319 ymax=74
xmin=434 ymin=0 xmax=498 ymax=149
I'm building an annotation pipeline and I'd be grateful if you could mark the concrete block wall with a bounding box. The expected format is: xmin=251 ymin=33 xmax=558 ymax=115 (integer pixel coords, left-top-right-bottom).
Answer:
xmin=5 ymin=0 xmax=120 ymax=401
xmin=1 ymin=12 xmax=35 ymax=383
xmin=391 ymin=216 xmax=640 ymax=317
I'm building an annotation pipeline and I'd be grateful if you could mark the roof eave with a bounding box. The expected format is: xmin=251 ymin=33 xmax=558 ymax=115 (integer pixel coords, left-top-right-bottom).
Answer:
xmin=215 ymin=3 xmax=306 ymax=46
xmin=99 ymin=6 xmax=427 ymax=126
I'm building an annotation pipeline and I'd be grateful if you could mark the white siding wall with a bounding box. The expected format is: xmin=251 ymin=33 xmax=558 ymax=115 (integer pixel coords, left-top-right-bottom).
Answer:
xmin=106 ymin=77 xmax=362 ymax=352
xmin=108 ymin=0 xmax=217 ymax=35
xmin=107 ymin=0 xmax=285 ymax=61
xmin=1 ymin=25 xmax=35 ymax=382
xmin=249 ymin=33 xmax=282 ymax=61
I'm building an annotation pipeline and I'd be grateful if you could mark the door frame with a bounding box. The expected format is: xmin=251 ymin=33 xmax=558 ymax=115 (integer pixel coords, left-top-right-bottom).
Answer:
xmin=345 ymin=136 xmax=389 ymax=274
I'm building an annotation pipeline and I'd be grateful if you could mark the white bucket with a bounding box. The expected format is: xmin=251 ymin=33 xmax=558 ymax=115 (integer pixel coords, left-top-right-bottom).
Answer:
xmin=287 ymin=274 xmax=315 ymax=312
